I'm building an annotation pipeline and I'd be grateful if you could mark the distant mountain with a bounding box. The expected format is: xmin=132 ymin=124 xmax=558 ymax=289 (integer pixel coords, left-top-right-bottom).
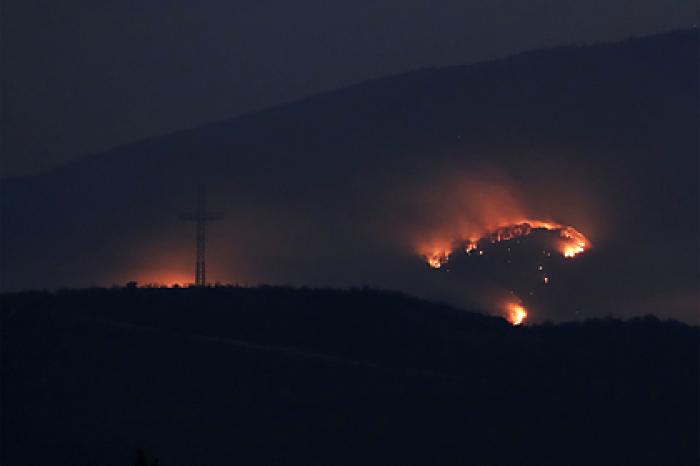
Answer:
xmin=1 ymin=30 xmax=697 ymax=322
xmin=1 ymin=286 xmax=698 ymax=466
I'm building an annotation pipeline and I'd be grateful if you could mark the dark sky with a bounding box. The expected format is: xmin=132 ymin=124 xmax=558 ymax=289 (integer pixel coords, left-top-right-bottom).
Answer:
xmin=1 ymin=0 xmax=694 ymax=177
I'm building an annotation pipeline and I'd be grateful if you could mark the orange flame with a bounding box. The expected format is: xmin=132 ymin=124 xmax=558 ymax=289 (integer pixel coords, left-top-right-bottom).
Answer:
xmin=420 ymin=220 xmax=591 ymax=267
xmin=559 ymin=226 xmax=589 ymax=258
xmin=419 ymin=240 xmax=455 ymax=269
xmin=426 ymin=253 xmax=449 ymax=268
xmin=506 ymin=302 xmax=528 ymax=326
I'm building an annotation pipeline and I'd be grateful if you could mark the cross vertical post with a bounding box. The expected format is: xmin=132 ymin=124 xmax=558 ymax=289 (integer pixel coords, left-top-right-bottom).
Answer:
xmin=195 ymin=184 xmax=206 ymax=286
xmin=181 ymin=184 xmax=223 ymax=286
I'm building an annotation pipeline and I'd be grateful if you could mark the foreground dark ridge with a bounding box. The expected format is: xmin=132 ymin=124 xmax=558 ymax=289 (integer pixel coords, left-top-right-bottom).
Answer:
xmin=2 ymin=287 xmax=698 ymax=466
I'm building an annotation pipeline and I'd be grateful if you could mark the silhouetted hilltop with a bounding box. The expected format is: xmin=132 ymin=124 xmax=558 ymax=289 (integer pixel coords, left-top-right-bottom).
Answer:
xmin=2 ymin=286 xmax=698 ymax=465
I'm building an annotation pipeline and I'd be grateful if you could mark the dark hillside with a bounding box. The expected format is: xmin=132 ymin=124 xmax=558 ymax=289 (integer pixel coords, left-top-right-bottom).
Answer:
xmin=2 ymin=287 xmax=698 ymax=465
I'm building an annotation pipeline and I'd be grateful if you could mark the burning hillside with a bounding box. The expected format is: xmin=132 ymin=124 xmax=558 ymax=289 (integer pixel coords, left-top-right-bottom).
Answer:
xmin=417 ymin=219 xmax=591 ymax=326
xmin=408 ymin=173 xmax=595 ymax=326
xmin=421 ymin=220 xmax=592 ymax=269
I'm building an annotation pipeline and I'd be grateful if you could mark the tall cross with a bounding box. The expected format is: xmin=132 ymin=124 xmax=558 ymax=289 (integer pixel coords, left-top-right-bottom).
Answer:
xmin=180 ymin=185 xmax=223 ymax=286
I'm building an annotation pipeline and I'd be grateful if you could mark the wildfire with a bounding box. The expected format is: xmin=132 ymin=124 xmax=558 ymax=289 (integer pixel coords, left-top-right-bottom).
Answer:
xmin=557 ymin=226 xmax=590 ymax=258
xmin=426 ymin=251 xmax=449 ymax=268
xmin=411 ymin=177 xmax=593 ymax=324
xmin=419 ymin=241 xmax=454 ymax=269
xmin=563 ymin=245 xmax=584 ymax=258
xmin=421 ymin=220 xmax=591 ymax=267
xmin=506 ymin=302 xmax=528 ymax=326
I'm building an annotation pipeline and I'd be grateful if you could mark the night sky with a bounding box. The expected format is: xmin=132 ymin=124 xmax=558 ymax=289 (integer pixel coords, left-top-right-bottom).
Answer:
xmin=2 ymin=0 xmax=694 ymax=177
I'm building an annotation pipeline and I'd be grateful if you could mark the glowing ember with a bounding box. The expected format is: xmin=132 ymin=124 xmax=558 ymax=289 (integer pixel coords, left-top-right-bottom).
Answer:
xmin=506 ymin=302 xmax=528 ymax=326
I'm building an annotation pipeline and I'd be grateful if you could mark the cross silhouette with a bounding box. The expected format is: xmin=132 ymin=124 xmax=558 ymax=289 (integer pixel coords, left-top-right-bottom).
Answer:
xmin=180 ymin=185 xmax=223 ymax=286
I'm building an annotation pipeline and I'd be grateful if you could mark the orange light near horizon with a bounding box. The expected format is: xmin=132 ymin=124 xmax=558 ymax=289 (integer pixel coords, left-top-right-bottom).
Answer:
xmin=506 ymin=302 xmax=528 ymax=326
xmin=130 ymin=271 xmax=194 ymax=288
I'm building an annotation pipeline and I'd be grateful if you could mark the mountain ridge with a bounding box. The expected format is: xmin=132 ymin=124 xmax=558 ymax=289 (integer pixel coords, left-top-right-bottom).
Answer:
xmin=3 ymin=28 xmax=695 ymax=182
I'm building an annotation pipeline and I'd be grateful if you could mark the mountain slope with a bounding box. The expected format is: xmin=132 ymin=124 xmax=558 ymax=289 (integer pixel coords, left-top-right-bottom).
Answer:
xmin=1 ymin=30 xmax=698 ymax=322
